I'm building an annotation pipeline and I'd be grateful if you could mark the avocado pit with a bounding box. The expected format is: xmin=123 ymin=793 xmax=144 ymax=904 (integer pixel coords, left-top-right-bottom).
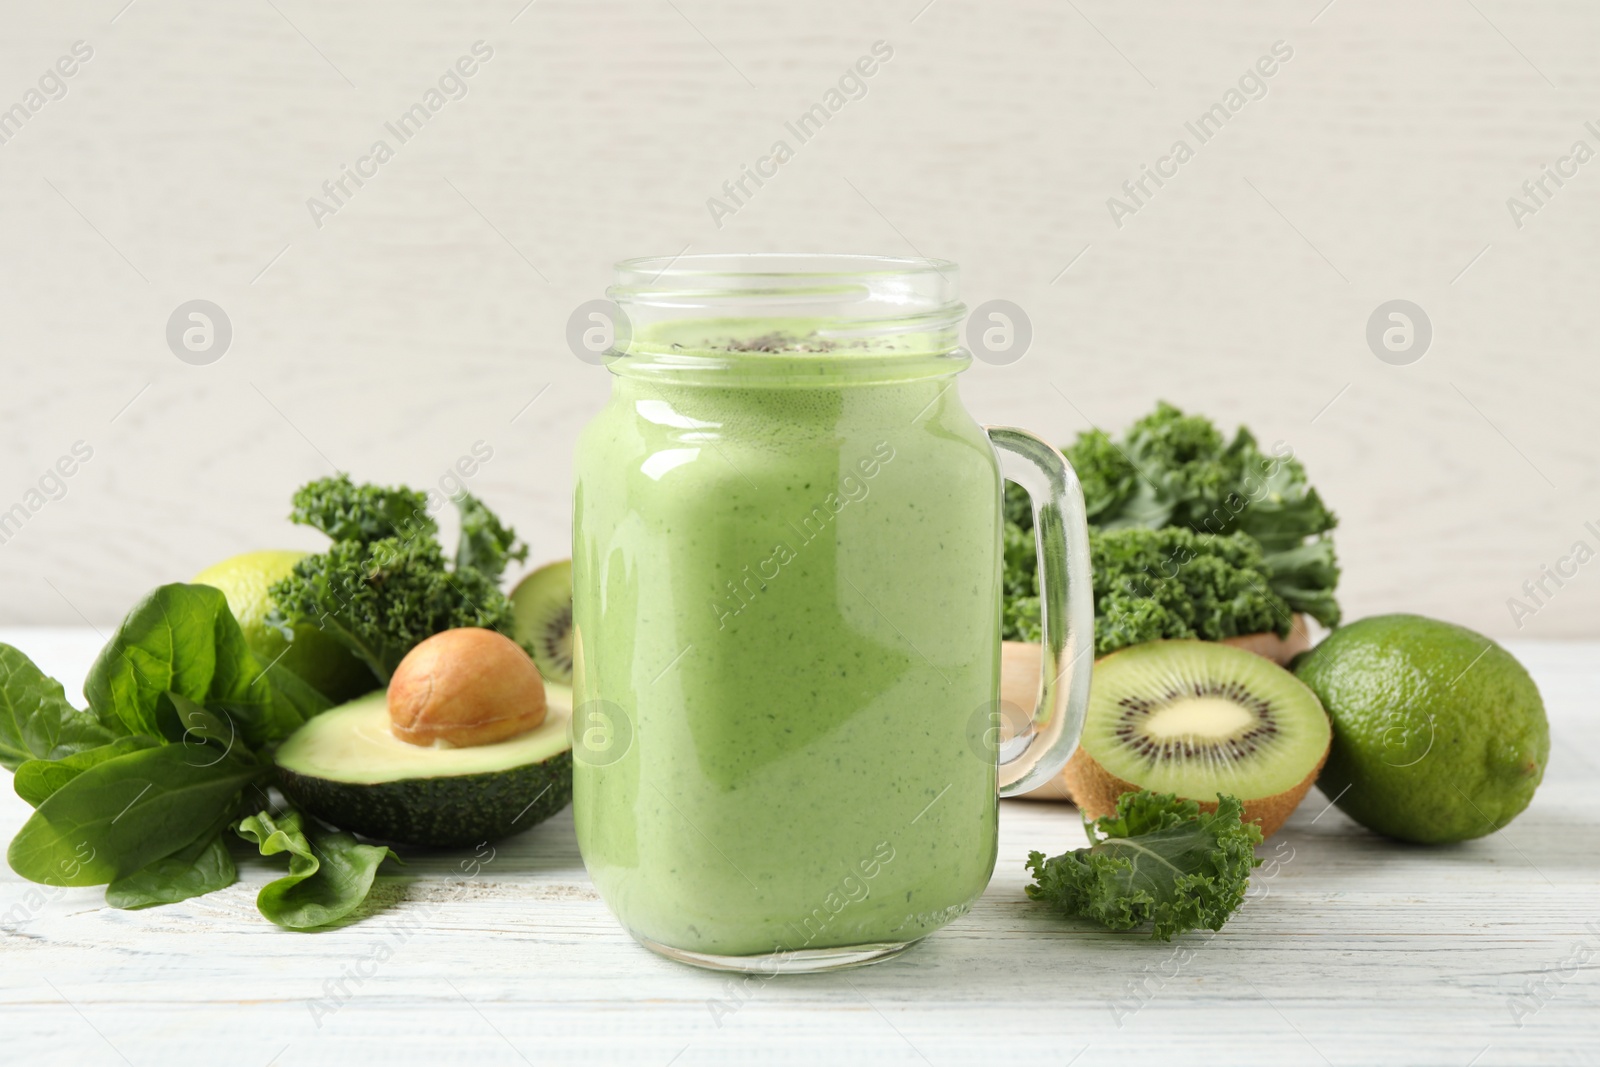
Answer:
xmin=388 ymin=627 xmax=546 ymax=748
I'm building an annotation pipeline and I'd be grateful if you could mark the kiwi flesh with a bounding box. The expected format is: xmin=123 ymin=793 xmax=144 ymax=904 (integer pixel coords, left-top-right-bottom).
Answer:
xmin=510 ymin=558 xmax=574 ymax=686
xmin=1063 ymin=640 xmax=1331 ymax=837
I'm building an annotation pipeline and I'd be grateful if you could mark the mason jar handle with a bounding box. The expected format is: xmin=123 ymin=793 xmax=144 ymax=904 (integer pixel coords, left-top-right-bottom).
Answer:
xmin=987 ymin=427 xmax=1095 ymax=797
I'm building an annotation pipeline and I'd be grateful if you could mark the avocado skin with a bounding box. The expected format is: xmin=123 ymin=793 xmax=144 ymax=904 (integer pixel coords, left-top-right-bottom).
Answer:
xmin=276 ymin=751 xmax=573 ymax=848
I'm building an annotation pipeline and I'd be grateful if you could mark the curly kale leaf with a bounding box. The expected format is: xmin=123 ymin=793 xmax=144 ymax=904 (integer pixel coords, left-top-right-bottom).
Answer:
xmin=1002 ymin=526 xmax=1295 ymax=652
xmin=1260 ymin=536 xmax=1342 ymax=628
xmin=455 ymin=491 xmax=528 ymax=585
xmin=1117 ymin=404 xmax=1337 ymax=548
xmin=1093 ymin=528 xmax=1292 ymax=653
xmin=1226 ymin=431 xmax=1337 ymax=552
xmin=289 ymin=474 xmax=434 ymax=545
xmin=1119 ymin=402 xmax=1234 ymax=529
xmin=270 ymin=477 xmax=523 ymax=683
xmin=1025 ymin=792 xmax=1263 ymax=941
xmin=271 ymin=537 xmax=516 ymax=683
xmin=1015 ymin=428 xmax=1141 ymax=531
xmin=1061 ymin=429 xmax=1140 ymax=524
xmin=1001 ymin=509 xmax=1040 ymax=642
xmin=1000 ymin=402 xmax=1340 ymax=644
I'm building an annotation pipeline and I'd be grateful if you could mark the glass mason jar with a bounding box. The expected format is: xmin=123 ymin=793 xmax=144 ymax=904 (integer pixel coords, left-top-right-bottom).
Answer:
xmin=571 ymin=254 xmax=1092 ymax=973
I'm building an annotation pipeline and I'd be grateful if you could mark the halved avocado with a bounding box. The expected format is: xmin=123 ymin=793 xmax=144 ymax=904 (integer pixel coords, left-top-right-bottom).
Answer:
xmin=274 ymin=685 xmax=574 ymax=848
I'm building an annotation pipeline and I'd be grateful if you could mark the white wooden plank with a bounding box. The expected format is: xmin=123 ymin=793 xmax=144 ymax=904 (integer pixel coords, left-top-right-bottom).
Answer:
xmin=1 ymin=633 xmax=1597 ymax=1066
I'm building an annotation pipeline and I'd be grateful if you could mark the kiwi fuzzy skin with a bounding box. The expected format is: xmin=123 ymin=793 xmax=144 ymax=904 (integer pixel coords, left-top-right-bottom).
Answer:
xmin=1061 ymin=741 xmax=1330 ymax=839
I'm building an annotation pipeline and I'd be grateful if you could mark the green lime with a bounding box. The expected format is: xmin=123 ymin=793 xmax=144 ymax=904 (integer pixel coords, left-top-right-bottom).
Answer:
xmin=193 ymin=550 xmax=377 ymax=705
xmin=1294 ymin=614 xmax=1548 ymax=844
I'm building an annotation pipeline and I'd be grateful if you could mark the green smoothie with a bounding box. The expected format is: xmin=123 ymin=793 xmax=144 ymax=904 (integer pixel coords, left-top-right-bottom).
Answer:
xmin=572 ymin=318 xmax=1004 ymax=959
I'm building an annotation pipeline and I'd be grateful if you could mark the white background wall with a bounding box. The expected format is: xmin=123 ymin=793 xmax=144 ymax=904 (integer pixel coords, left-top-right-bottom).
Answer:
xmin=1 ymin=0 xmax=1596 ymax=639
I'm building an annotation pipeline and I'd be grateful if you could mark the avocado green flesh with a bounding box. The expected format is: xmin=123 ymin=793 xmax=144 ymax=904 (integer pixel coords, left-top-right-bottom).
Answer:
xmin=274 ymin=686 xmax=574 ymax=847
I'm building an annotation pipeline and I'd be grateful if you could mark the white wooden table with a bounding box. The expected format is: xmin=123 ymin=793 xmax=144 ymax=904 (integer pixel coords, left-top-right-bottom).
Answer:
xmin=2 ymin=630 xmax=1596 ymax=1067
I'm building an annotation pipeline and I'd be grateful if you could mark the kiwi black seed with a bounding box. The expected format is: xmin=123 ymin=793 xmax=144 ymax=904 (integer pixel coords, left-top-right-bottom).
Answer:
xmin=1063 ymin=639 xmax=1331 ymax=837
xmin=510 ymin=558 xmax=575 ymax=686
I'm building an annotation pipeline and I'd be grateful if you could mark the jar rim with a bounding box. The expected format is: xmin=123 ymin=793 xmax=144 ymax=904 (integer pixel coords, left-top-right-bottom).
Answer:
xmin=613 ymin=253 xmax=959 ymax=287
xmin=603 ymin=253 xmax=968 ymax=385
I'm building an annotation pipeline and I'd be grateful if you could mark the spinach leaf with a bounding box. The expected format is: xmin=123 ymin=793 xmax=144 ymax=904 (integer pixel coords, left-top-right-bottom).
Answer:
xmin=235 ymin=807 xmax=396 ymax=930
xmin=155 ymin=691 xmax=237 ymax=751
xmin=0 ymin=645 xmax=121 ymax=771
xmin=83 ymin=584 xmax=300 ymax=748
xmin=13 ymin=735 xmax=160 ymax=808
xmin=262 ymin=659 xmax=334 ymax=724
xmin=104 ymin=825 xmax=236 ymax=908
xmin=7 ymin=742 xmax=266 ymax=887
xmin=106 ymin=828 xmax=237 ymax=909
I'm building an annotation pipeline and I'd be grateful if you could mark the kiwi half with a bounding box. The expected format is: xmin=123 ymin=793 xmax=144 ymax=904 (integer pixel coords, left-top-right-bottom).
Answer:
xmin=510 ymin=558 xmax=574 ymax=686
xmin=1063 ymin=640 xmax=1331 ymax=837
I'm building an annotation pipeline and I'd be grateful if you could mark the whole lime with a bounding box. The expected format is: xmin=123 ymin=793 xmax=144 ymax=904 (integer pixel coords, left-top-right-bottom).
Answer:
xmin=193 ymin=550 xmax=377 ymax=705
xmin=1293 ymin=614 xmax=1547 ymax=844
